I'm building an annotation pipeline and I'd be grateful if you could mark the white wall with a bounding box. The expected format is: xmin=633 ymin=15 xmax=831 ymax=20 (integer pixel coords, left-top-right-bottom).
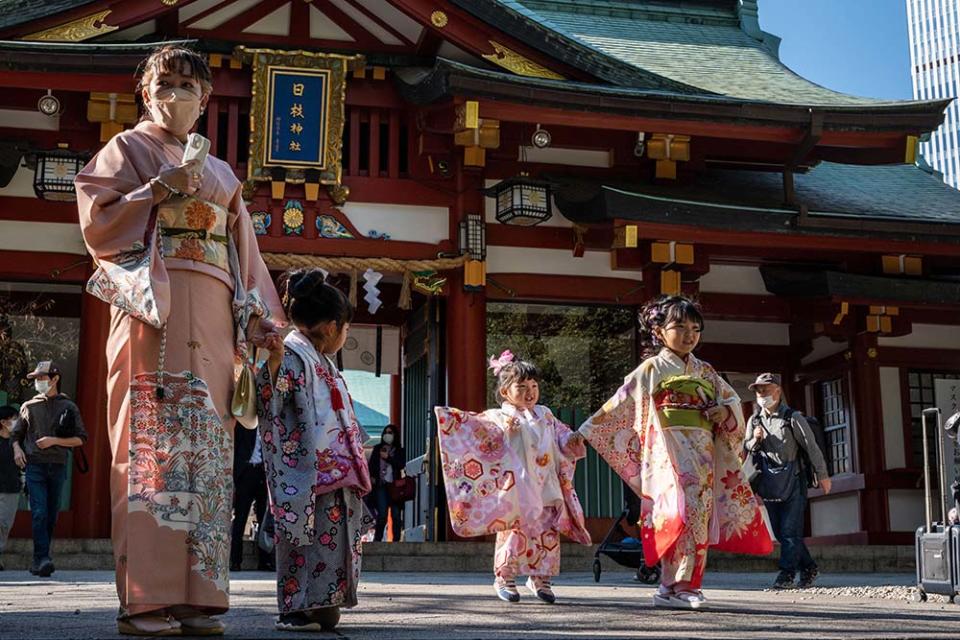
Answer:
xmin=810 ymin=494 xmax=861 ymax=536
xmin=879 ymin=324 xmax=960 ymax=350
xmin=341 ymin=202 xmax=449 ymax=244
xmin=880 ymin=366 xmax=907 ymax=469
xmin=0 ymin=221 xmax=86 ymax=255
xmin=888 ymin=489 xmax=925 ymax=532
xmin=699 ymin=264 xmax=769 ymax=295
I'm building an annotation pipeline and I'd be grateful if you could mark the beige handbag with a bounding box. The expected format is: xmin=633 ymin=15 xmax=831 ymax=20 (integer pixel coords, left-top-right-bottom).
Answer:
xmin=232 ymin=346 xmax=259 ymax=430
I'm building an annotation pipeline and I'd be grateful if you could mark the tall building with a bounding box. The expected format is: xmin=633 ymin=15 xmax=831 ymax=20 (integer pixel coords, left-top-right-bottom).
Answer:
xmin=907 ymin=0 xmax=960 ymax=187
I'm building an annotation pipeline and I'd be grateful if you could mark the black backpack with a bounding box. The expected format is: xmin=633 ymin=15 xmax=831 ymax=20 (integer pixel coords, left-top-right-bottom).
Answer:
xmin=786 ymin=412 xmax=828 ymax=489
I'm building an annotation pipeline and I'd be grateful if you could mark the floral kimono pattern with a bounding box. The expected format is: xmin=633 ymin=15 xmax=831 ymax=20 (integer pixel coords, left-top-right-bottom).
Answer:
xmin=436 ymin=404 xmax=591 ymax=578
xmin=580 ymin=349 xmax=772 ymax=589
xmin=257 ymin=329 xmax=373 ymax=613
xmin=75 ymin=121 xmax=284 ymax=616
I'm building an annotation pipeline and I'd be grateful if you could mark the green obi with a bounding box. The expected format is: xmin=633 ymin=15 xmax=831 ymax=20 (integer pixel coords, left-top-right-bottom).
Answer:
xmin=654 ymin=375 xmax=716 ymax=430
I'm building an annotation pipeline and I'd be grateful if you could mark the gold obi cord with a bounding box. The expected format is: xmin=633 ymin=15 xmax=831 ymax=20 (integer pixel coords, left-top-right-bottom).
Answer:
xmin=157 ymin=196 xmax=229 ymax=272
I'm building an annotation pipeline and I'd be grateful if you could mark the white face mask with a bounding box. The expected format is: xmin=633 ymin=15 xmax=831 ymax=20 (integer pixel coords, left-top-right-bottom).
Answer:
xmin=148 ymin=87 xmax=201 ymax=137
xmin=35 ymin=379 xmax=51 ymax=395
xmin=382 ymin=433 xmax=394 ymax=445
xmin=757 ymin=395 xmax=777 ymax=410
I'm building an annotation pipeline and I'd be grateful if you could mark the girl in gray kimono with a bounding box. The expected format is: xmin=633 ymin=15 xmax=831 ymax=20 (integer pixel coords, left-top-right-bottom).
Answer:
xmin=257 ymin=269 xmax=373 ymax=632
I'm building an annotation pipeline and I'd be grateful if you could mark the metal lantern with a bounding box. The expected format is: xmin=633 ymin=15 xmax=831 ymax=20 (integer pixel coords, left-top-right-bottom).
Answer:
xmin=458 ymin=213 xmax=486 ymax=260
xmin=486 ymin=176 xmax=553 ymax=226
xmin=32 ymin=147 xmax=86 ymax=202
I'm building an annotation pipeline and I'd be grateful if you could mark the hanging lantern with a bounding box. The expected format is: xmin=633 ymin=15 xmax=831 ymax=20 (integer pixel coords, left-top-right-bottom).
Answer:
xmin=458 ymin=213 xmax=486 ymax=260
xmin=31 ymin=145 xmax=86 ymax=202
xmin=485 ymin=176 xmax=552 ymax=226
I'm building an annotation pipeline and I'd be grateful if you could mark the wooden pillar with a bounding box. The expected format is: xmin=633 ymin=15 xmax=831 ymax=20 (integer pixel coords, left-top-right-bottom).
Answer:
xmin=851 ymin=332 xmax=889 ymax=538
xmin=70 ymin=289 xmax=112 ymax=538
xmin=445 ymin=157 xmax=487 ymax=411
xmin=444 ymin=270 xmax=486 ymax=411
xmin=390 ymin=373 xmax=401 ymax=430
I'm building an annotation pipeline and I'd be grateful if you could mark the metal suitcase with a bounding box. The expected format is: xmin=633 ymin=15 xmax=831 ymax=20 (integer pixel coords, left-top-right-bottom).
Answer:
xmin=915 ymin=408 xmax=960 ymax=603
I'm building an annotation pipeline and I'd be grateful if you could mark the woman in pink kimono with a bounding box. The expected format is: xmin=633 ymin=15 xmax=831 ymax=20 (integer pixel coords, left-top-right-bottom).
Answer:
xmin=435 ymin=351 xmax=591 ymax=605
xmin=579 ymin=296 xmax=772 ymax=610
xmin=75 ymin=46 xmax=284 ymax=636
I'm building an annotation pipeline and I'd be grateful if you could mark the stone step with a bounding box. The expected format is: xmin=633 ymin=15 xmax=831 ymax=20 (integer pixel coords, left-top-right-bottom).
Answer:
xmin=0 ymin=539 xmax=917 ymax=573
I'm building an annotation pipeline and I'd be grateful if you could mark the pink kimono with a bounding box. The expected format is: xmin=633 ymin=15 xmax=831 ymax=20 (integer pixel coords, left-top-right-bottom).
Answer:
xmin=580 ymin=349 xmax=772 ymax=590
xmin=75 ymin=121 xmax=284 ymax=616
xmin=435 ymin=403 xmax=590 ymax=579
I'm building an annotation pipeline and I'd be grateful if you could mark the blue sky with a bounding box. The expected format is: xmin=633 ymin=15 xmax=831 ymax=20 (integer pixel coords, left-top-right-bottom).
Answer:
xmin=759 ymin=0 xmax=913 ymax=100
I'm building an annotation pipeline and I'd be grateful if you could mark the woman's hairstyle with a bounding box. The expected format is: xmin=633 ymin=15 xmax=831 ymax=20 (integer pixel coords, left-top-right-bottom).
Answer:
xmin=136 ymin=45 xmax=213 ymax=98
xmin=280 ymin=268 xmax=354 ymax=330
xmin=638 ymin=294 xmax=705 ymax=358
xmin=0 ymin=405 xmax=16 ymax=422
xmin=382 ymin=424 xmax=398 ymax=437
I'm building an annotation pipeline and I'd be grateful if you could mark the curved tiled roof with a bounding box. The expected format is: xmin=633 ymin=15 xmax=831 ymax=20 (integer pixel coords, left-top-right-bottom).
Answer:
xmin=0 ymin=0 xmax=96 ymax=32
xmin=453 ymin=0 xmax=914 ymax=107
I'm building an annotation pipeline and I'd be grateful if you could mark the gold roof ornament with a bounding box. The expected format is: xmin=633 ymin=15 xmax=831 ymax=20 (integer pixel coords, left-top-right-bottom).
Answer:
xmin=482 ymin=41 xmax=564 ymax=80
xmin=23 ymin=10 xmax=117 ymax=42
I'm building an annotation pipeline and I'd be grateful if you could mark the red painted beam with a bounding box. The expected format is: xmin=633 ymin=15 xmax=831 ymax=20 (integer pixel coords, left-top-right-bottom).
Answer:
xmin=487 ymin=272 xmax=645 ymax=304
xmin=0 ymin=70 xmax=132 ymax=93
xmin=343 ymin=176 xmax=453 ymax=207
xmin=697 ymin=292 xmax=793 ymax=322
xmin=257 ymin=236 xmax=449 ymax=259
xmin=626 ymin=220 xmax=960 ymax=257
xmin=0 ymin=251 xmax=89 ymax=283
xmin=0 ymin=197 xmax=79 ymax=224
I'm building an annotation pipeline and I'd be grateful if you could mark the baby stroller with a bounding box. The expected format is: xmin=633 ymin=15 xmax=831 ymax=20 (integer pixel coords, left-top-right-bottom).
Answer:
xmin=592 ymin=480 xmax=661 ymax=584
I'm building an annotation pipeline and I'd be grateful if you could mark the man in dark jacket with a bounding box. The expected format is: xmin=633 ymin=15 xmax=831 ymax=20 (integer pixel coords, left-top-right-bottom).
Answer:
xmin=744 ymin=372 xmax=831 ymax=590
xmin=11 ymin=361 xmax=86 ymax=576
xmin=230 ymin=426 xmax=273 ymax=571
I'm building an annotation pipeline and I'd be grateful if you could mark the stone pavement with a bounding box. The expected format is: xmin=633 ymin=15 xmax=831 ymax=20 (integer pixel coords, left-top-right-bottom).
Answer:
xmin=1 ymin=570 xmax=958 ymax=639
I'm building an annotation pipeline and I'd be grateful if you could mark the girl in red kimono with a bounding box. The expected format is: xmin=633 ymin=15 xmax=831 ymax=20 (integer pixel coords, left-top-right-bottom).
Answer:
xmin=580 ymin=296 xmax=772 ymax=609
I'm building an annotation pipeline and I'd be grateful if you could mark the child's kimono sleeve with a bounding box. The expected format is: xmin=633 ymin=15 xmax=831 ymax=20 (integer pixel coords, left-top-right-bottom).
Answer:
xmin=578 ymin=369 xmax=646 ymax=499
xmin=255 ymin=351 xmax=320 ymax=547
xmin=434 ymin=407 xmax=529 ymax=537
xmin=550 ymin=412 xmax=586 ymax=462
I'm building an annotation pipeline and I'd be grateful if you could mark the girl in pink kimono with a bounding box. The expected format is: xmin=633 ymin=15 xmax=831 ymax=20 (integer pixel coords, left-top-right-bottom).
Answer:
xmin=75 ymin=46 xmax=283 ymax=636
xmin=579 ymin=296 xmax=772 ymax=610
xmin=435 ymin=352 xmax=591 ymax=604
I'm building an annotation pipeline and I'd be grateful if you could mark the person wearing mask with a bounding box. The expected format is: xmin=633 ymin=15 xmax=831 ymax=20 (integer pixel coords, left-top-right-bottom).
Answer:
xmin=230 ymin=427 xmax=273 ymax=572
xmin=75 ymin=45 xmax=284 ymax=635
xmin=744 ymin=372 xmax=832 ymax=590
xmin=10 ymin=361 xmax=87 ymax=577
xmin=367 ymin=424 xmax=404 ymax=542
xmin=0 ymin=405 xmax=23 ymax=571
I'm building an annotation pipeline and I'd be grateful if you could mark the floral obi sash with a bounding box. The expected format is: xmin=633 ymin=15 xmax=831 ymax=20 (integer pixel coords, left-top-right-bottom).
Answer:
xmin=654 ymin=375 xmax=716 ymax=431
xmin=157 ymin=196 xmax=229 ymax=273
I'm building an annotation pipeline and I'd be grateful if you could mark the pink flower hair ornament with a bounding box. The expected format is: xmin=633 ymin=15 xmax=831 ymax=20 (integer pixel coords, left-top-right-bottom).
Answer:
xmin=488 ymin=350 xmax=515 ymax=376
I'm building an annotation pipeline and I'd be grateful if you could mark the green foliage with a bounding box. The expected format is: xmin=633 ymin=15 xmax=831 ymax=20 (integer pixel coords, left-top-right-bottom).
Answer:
xmin=486 ymin=302 xmax=636 ymax=410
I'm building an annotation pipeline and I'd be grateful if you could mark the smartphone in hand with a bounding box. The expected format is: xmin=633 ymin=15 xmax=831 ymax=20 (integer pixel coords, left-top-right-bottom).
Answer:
xmin=182 ymin=133 xmax=211 ymax=170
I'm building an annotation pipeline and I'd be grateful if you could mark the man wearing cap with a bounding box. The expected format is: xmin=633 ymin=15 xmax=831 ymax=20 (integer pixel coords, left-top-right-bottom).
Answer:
xmin=744 ymin=372 xmax=831 ymax=590
xmin=10 ymin=361 xmax=87 ymax=577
